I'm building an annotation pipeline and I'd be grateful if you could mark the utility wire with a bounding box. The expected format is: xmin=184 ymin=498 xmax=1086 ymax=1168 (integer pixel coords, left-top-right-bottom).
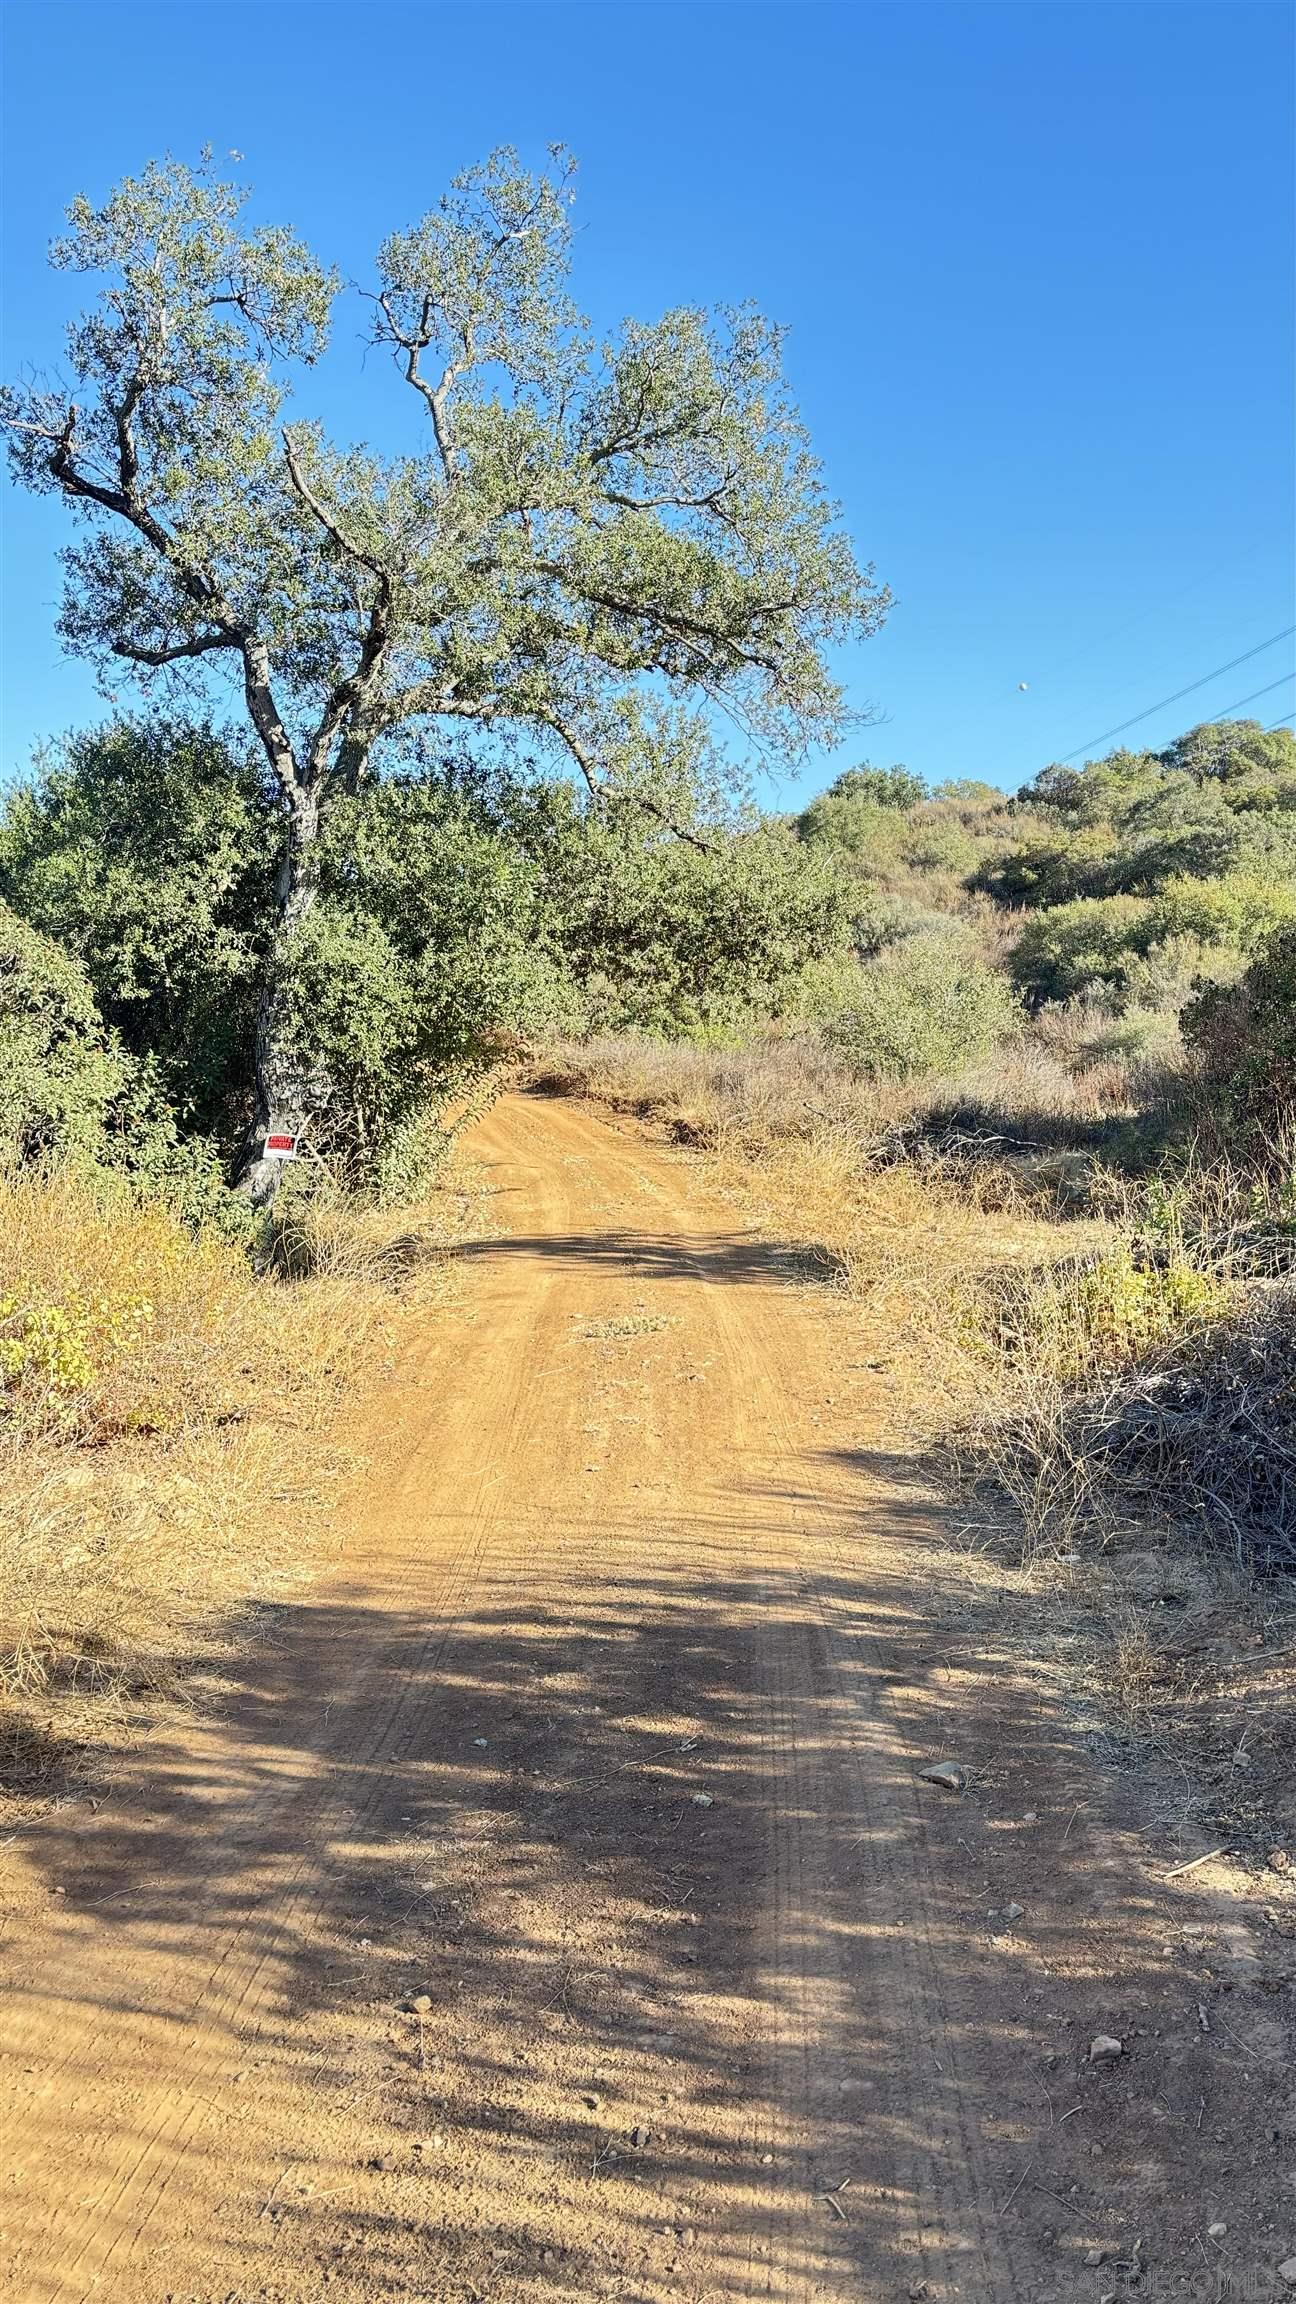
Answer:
xmin=1183 ymin=671 xmax=1296 ymax=722
xmin=1057 ymin=626 xmax=1296 ymax=763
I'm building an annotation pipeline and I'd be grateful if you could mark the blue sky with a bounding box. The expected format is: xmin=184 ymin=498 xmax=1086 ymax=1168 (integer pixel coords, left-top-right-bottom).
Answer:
xmin=2 ymin=0 xmax=1292 ymax=804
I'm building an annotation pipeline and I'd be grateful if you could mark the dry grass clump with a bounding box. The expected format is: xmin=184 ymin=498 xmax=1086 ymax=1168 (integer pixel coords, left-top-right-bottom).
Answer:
xmin=976 ymin=1278 xmax=1296 ymax=1576
xmin=957 ymin=1146 xmax=1296 ymax=1569
xmin=540 ymin=1017 xmax=1186 ymax=1172
xmin=0 ymin=1175 xmax=349 ymax=1443
xmin=536 ymin=1032 xmax=877 ymax=1154
xmin=0 ymin=1168 xmax=465 ymax=1782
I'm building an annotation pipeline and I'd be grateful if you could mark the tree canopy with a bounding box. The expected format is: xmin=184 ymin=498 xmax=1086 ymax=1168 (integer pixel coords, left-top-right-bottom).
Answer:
xmin=3 ymin=147 xmax=886 ymax=1191
xmin=3 ymin=147 xmax=884 ymax=804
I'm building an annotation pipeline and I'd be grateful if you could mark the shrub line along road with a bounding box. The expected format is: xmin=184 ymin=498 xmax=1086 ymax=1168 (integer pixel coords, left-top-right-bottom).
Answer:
xmin=0 ymin=1095 xmax=1280 ymax=2302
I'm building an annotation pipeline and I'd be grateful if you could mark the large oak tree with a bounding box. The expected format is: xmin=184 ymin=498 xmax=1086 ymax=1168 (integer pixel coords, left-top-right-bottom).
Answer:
xmin=3 ymin=147 xmax=887 ymax=1197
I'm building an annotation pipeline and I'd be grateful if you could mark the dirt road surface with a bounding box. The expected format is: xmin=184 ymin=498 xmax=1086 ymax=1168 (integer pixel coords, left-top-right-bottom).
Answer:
xmin=1 ymin=1094 xmax=1291 ymax=2303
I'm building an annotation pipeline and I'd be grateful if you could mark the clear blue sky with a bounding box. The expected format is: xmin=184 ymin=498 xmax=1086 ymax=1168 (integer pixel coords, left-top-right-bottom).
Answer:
xmin=2 ymin=0 xmax=1292 ymax=804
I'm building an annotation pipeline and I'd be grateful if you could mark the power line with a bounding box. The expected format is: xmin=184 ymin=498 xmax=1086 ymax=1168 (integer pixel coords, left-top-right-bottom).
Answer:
xmin=1183 ymin=671 xmax=1296 ymax=722
xmin=1056 ymin=626 xmax=1296 ymax=764
xmin=990 ymin=562 xmax=1228 ymax=707
xmin=984 ymin=543 xmax=1259 ymax=714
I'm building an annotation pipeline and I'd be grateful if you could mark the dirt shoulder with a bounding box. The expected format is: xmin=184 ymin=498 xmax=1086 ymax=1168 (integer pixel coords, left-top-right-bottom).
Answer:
xmin=1 ymin=1092 xmax=1293 ymax=2304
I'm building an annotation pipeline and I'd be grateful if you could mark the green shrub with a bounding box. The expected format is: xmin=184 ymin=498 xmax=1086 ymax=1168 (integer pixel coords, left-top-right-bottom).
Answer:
xmin=984 ymin=1241 xmax=1230 ymax=1383
xmin=796 ymin=763 xmax=927 ymax=843
xmin=0 ymin=720 xmax=276 ymax=1141
xmin=1 ymin=899 xmax=129 ymax=1170
xmin=1182 ymin=923 xmax=1296 ymax=1138
xmin=821 ymin=935 xmax=1018 ymax=1080
xmin=0 ymin=901 xmax=231 ymax=1223
xmin=1009 ymin=895 xmax=1156 ymax=1004
xmin=1147 ymin=871 xmax=1296 ymax=954
xmin=520 ymin=785 xmax=851 ymax=1036
xmin=972 ymin=827 xmax=1115 ymax=909
xmin=281 ymin=778 xmax=566 ymax=1163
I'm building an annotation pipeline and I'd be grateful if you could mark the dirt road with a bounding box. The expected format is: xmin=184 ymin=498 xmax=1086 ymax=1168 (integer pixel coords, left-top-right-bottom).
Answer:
xmin=0 ymin=1095 xmax=1287 ymax=2303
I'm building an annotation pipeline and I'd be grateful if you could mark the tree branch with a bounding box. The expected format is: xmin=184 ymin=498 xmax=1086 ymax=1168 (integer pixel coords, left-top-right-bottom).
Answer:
xmin=31 ymin=398 xmax=305 ymax=802
xmin=111 ymin=630 xmax=238 ymax=667
xmin=531 ymin=558 xmax=794 ymax=684
xmin=376 ymin=290 xmax=466 ymax=483
xmin=281 ymin=427 xmax=388 ymax=580
xmin=238 ymin=632 xmax=301 ymax=800
xmin=531 ymin=703 xmax=712 ymax=852
xmin=281 ymin=428 xmax=396 ymax=784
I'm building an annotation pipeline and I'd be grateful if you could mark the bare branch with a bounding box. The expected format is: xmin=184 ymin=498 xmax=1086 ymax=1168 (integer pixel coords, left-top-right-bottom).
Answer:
xmin=376 ymin=289 xmax=467 ymax=482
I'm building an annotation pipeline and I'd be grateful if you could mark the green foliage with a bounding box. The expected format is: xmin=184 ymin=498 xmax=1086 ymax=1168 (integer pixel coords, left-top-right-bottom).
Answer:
xmin=1146 ymin=870 xmax=1296 ymax=954
xmin=1182 ymin=923 xmax=1296 ymax=1138
xmin=1017 ymin=750 xmax=1162 ymax=827
xmin=794 ymin=760 xmax=927 ymax=860
xmin=520 ymin=781 xmax=849 ymax=1036
xmin=1003 ymin=852 xmax=1296 ymax=1017
xmin=820 ymin=934 xmax=1019 ymax=1080
xmin=0 ymin=719 xmax=277 ymax=1137
xmin=0 ymin=1284 xmax=157 ymax=1434
xmin=0 ymin=900 xmax=231 ymax=1221
xmin=269 ymin=763 xmax=846 ymax=1163
xmin=983 ymin=723 xmax=1296 ymax=910
xmin=279 ymin=775 xmax=564 ymax=1162
xmin=999 ymin=1243 xmax=1230 ymax=1383
xmin=1158 ymin=719 xmax=1296 ymax=788
xmin=798 ymin=761 xmax=927 ymax=828
xmin=972 ymin=826 xmax=1112 ymax=908
xmin=1 ymin=707 xmax=850 ymax=1188
xmin=1008 ymin=895 xmax=1156 ymax=1004
xmin=1 ymin=898 xmax=127 ymax=1168
xmin=1102 ymin=776 xmax=1245 ymax=893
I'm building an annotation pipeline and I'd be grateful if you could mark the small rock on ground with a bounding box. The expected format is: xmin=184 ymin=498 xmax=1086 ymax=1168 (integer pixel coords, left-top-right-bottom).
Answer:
xmin=919 ymin=1761 xmax=966 ymax=1793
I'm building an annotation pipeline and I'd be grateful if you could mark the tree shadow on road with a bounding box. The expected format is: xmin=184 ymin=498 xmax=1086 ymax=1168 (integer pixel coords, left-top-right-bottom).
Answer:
xmin=1 ymin=1466 xmax=1261 ymax=2304
xmin=452 ymin=1226 xmax=838 ymax=1290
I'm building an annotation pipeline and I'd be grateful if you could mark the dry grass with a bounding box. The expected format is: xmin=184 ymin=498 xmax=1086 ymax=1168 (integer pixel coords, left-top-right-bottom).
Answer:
xmin=576 ymin=1312 xmax=674 ymax=1341
xmin=539 ymin=1017 xmax=1187 ymax=1165
xmin=0 ymin=1167 xmax=473 ymax=1783
xmin=977 ymin=1278 xmax=1296 ymax=1575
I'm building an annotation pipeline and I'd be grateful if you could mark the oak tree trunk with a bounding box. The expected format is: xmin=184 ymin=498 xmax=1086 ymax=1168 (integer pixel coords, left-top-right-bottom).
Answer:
xmin=237 ymin=789 xmax=332 ymax=1206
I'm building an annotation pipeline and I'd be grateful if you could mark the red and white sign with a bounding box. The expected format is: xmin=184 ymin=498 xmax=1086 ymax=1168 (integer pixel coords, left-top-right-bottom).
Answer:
xmin=263 ymin=1124 xmax=299 ymax=1161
